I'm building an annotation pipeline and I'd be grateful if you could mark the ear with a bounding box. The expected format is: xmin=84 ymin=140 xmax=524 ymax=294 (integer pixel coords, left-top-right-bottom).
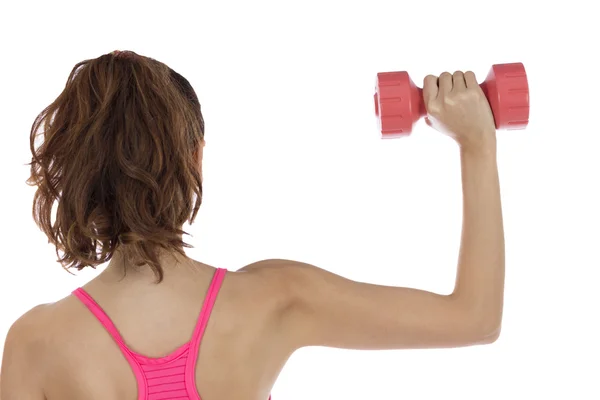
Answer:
xmin=193 ymin=141 xmax=204 ymax=166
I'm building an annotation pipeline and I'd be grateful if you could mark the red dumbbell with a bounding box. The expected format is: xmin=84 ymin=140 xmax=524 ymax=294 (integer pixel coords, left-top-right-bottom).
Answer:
xmin=373 ymin=63 xmax=530 ymax=138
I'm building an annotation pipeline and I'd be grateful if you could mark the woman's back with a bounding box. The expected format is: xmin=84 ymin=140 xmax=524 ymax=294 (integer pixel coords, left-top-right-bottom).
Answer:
xmin=27 ymin=257 xmax=286 ymax=400
xmin=1 ymin=52 xmax=507 ymax=399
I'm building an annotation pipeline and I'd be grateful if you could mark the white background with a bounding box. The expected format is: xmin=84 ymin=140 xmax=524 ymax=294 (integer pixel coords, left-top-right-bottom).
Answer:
xmin=1 ymin=0 xmax=599 ymax=398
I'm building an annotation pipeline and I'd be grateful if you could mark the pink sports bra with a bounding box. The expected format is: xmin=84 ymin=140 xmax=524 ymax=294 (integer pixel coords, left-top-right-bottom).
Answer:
xmin=72 ymin=268 xmax=271 ymax=400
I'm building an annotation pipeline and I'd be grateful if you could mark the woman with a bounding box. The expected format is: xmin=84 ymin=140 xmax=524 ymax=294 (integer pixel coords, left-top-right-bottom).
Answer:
xmin=1 ymin=50 xmax=504 ymax=400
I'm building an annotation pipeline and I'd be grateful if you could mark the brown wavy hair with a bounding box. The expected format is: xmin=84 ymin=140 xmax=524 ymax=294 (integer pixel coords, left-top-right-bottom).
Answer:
xmin=26 ymin=50 xmax=205 ymax=282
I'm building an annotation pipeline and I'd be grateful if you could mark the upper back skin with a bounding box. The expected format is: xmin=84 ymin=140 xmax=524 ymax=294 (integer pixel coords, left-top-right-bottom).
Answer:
xmin=33 ymin=258 xmax=291 ymax=400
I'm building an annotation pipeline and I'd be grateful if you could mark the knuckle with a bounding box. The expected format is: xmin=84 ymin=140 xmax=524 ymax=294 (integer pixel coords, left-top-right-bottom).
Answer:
xmin=456 ymin=92 xmax=469 ymax=102
xmin=464 ymin=71 xmax=476 ymax=79
xmin=460 ymin=90 xmax=480 ymax=103
xmin=443 ymin=95 xmax=456 ymax=106
xmin=427 ymin=102 xmax=442 ymax=115
xmin=464 ymin=88 xmax=479 ymax=97
xmin=424 ymin=74 xmax=438 ymax=86
xmin=440 ymin=71 xmax=451 ymax=78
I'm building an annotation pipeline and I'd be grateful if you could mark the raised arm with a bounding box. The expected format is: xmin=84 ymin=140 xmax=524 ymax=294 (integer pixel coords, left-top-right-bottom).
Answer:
xmin=268 ymin=70 xmax=504 ymax=351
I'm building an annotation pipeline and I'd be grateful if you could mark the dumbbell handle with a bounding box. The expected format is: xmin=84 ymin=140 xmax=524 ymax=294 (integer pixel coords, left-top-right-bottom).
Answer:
xmin=408 ymin=81 xmax=493 ymax=118
xmin=374 ymin=63 xmax=530 ymax=137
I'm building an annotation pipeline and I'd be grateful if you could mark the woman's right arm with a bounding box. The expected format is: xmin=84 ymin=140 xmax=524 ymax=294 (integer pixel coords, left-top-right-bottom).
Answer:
xmin=268 ymin=70 xmax=505 ymax=350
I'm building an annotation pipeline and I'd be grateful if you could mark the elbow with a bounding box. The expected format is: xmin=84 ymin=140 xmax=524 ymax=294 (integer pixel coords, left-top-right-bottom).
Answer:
xmin=478 ymin=327 xmax=501 ymax=344
xmin=473 ymin=319 xmax=501 ymax=344
xmin=458 ymin=301 xmax=503 ymax=345
xmin=460 ymin=309 xmax=502 ymax=345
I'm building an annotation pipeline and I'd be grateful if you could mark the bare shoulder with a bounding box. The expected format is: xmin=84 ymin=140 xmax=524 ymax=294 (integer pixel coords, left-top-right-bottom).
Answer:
xmin=1 ymin=303 xmax=57 ymax=398
xmin=229 ymin=259 xmax=315 ymax=319
xmin=3 ymin=296 xmax=83 ymax=361
xmin=233 ymin=259 xmax=298 ymax=301
xmin=235 ymin=258 xmax=312 ymax=295
xmin=2 ymin=301 xmax=67 ymax=364
xmin=237 ymin=258 xmax=305 ymax=274
xmin=235 ymin=258 xmax=350 ymax=299
xmin=4 ymin=303 xmax=53 ymax=349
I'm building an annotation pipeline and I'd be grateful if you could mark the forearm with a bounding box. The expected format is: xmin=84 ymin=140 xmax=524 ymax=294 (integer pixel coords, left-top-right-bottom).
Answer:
xmin=451 ymin=140 xmax=505 ymax=335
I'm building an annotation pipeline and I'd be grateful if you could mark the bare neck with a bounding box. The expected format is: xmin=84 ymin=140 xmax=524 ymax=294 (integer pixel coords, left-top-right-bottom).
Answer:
xmin=95 ymin=249 xmax=215 ymax=287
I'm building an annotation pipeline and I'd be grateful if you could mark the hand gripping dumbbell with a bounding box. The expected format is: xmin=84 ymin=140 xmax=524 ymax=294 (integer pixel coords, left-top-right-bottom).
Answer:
xmin=373 ymin=63 xmax=530 ymax=138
